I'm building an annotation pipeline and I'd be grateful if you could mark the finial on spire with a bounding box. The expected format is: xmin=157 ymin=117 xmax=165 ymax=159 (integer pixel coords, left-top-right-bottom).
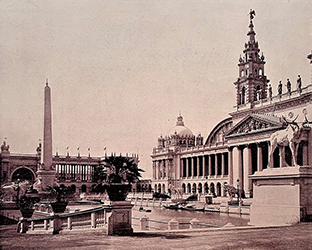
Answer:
xmin=46 ymin=78 xmax=49 ymax=86
xmin=249 ymin=9 xmax=256 ymax=21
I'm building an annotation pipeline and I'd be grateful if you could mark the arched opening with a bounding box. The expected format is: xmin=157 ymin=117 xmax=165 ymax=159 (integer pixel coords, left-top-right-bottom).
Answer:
xmin=210 ymin=183 xmax=215 ymax=196
xmin=256 ymin=85 xmax=261 ymax=101
xmin=11 ymin=167 xmax=35 ymax=184
xmin=259 ymin=68 xmax=263 ymax=75
xmin=198 ymin=183 xmax=202 ymax=194
xmin=273 ymin=147 xmax=280 ymax=168
xmin=216 ymin=183 xmax=222 ymax=196
xmin=81 ymin=185 xmax=87 ymax=193
xmin=241 ymin=86 xmax=246 ymax=104
xmin=148 ymin=184 xmax=152 ymax=192
xmin=158 ymin=184 xmax=161 ymax=193
xmin=71 ymin=184 xmax=76 ymax=193
xmin=192 ymin=183 xmax=197 ymax=194
xmin=241 ymin=70 xmax=244 ymax=77
xmin=255 ymin=68 xmax=258 ymax=75
xmin=162 ymin=184 xmax=165 ymax=193
xmin=154 ymin=184 xmax=157 ymax=193
xmin=187 ymin=183 xmax=191 ymax=193
xmin=285 ymin=146 xmax=292 ymax=166
xmin=182 ymin=183 xmax=186 ymax=194
xmin=204 ymin=182 xmax=209 ymax=194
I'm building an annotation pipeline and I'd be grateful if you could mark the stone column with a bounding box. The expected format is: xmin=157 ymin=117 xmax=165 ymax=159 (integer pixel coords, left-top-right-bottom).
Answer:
xmin=232 ymin=146 xmax=243 ymax=190
xmin=187 ymin=157 xmax=191 ymax=177
xmin=243 ymin=145 xmax=253 ymax=198
xmin=228 ymin=148 xmax=233 ymax=185
xmin=209 ymin=155 xmax=213 ymax=177
xmin=221 ymin=153 xmax=225 ymax=177
xmin=257 ymin=143 xmax=263 ymax=172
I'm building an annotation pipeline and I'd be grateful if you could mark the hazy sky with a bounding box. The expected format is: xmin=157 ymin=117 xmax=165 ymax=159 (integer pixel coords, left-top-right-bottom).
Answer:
xmin=0 ymin=0 xmax=311 ymax=179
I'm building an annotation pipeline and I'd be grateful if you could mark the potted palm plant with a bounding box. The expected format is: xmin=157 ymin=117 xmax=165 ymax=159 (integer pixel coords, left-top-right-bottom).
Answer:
xmin=18 ymin=190 xmax=40 ymax=218
xmin=94 ymin=155 xmax=144 ymax=201
xmin=48 ymin=185 xmax=74 ymax=213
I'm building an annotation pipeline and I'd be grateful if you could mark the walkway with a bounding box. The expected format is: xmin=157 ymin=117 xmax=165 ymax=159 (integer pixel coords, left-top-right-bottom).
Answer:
xmin=1 ymin=223 xmax=312 ymax=249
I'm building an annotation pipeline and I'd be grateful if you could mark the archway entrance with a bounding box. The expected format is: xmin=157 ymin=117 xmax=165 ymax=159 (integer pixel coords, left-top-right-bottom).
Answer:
xmin=11 ymin=168 xmax=35 ymax=184
xmin=81 ymin=185 xmax=87 ymax=193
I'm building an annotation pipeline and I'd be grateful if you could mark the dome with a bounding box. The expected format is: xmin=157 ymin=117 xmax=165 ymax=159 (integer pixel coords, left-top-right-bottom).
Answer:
xmin=167 ymin=115 xmax=194 ymax=137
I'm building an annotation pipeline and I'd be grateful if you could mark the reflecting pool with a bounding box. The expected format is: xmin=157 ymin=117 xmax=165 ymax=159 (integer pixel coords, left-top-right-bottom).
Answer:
xmin=132 ymin=206 xmax=249 ymax=231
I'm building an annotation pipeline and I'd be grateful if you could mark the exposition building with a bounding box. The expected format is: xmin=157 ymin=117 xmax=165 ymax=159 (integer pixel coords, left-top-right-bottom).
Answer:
xmin=151 ymin=13 xmax=312 ymax=200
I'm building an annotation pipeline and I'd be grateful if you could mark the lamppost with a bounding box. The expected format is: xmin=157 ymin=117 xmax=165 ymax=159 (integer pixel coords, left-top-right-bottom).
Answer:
xmin=236 ymin=179 xmax=240 ymax=204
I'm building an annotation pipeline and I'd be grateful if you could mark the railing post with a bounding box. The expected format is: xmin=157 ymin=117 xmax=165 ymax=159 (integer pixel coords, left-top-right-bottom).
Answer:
xmin=91 ymin=212 xmax=96 ymax=228
xmin=67 ymin=217 xmax=72 ymax=230
xmin=190 ymin=218 xmax=200 ymax=229
xmin=52 ymin=215 xmax=62 ymax=235
xmin=31 ymin=220 xmax=34 ymax=231
xmin=140 ymin=215 xmax=149 ymax=230
xmin=168 ymin=218 xmax=179 ymax=230
xmin=44 ymin=219 xmax=48 ymax=230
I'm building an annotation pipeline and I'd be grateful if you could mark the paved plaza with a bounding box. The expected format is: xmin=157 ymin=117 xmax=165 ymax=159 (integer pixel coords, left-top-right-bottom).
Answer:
xmin=1 ymin=223 xmax=312 ymax=250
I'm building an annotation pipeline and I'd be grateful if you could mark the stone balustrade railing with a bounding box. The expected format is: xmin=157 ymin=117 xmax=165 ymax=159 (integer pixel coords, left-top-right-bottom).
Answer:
xmin=20 ymin=206 xmax=109 ymax=234
xmin=135 ymin=216 xmax=221 ymax=231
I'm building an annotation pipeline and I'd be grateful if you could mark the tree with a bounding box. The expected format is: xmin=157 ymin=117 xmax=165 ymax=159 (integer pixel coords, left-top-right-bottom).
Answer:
xmin=92 ymin=156 xmax=144 ymax=192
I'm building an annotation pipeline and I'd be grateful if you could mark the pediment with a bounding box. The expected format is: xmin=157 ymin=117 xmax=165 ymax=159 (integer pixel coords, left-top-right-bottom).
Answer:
xmin=225 ymin=114 xmax=284 ymax=138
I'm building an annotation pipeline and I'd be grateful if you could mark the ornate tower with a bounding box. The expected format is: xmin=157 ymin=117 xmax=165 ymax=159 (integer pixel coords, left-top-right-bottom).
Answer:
xmin=234 ymin=10 xmax=269 ymax=108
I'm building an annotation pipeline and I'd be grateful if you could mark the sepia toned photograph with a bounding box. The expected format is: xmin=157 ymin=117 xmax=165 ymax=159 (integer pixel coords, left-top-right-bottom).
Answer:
xmin=0 ymin=0 xmax=311 ymax=249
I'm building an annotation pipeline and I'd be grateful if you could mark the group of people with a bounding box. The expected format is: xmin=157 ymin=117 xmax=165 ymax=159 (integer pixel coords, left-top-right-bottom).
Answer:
xmin=268 ymin=75 xmax=302 ymax=99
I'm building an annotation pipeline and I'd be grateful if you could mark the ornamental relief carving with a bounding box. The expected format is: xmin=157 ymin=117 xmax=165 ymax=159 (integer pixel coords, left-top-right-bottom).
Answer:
xmin=232 ymin=118 xmax=275 ymax=135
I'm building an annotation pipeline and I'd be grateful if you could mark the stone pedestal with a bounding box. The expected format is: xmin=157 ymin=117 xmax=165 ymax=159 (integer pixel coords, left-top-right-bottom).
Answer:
xmin=36 ymin=170 xmax=56 ymax=192
xmin=107 ymin=201 xmax=133 ymax=236
xmin=249 ymin=166 xmax=312 ymax=226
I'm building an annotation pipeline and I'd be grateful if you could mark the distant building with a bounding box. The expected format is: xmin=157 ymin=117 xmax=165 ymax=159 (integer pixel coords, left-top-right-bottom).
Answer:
xmin=0 ymin=141 xmax=139 ymax=194
xmin=151 ymin=13 xmax=312 ymax=198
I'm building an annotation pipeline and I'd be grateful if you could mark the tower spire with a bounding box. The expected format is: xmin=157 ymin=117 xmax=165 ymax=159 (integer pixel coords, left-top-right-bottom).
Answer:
xmin=247 ymin=9 xmax=256 ymax=44
xmin=233 ymin=10 xmax=269 ymax=108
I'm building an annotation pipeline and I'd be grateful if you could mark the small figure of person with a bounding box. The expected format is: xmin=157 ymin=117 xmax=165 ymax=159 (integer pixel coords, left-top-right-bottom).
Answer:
xmin=278 ymin=81 xmax=282 ymax=96
xmin=297 ymin=75 xmax=302 ymax=93
xmin=286 ymin=79 xmax=291 ymax=95
xmin=268 ymin=84 xmax=272 ymax=99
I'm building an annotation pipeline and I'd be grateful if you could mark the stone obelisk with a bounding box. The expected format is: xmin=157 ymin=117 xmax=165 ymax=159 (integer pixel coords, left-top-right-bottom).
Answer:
xmin=36 ymin=79 xmax=56 ymax=192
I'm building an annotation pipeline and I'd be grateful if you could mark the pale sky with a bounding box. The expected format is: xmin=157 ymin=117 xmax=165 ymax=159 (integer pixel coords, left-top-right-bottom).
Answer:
xmin=0 ymin=0 xmax=311 ymax=179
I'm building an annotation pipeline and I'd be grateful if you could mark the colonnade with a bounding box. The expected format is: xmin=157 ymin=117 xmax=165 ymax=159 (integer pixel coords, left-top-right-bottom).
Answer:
xmin=55 ymin=163 xmax=96 ymax=182
xmin=181 ymin=152 xmax=229 ymax=179
xmin=152 ymin=159 xmax=171 ymax=180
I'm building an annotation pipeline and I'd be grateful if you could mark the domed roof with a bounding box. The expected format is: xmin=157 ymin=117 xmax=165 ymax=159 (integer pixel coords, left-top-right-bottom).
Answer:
xmin=167 ymin=115 xmax=194 ymax=137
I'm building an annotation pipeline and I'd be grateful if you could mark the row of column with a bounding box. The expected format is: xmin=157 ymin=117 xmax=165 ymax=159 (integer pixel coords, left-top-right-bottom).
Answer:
xmin=55 ymin=164 xmax=94 ymax=182
xmin=181 ymin=153 xmax=229 ymax=179
xmin=232 ymin=142 xmax=269 ymax=198
xmin=153 ymin=159 xmax=170 ymax=180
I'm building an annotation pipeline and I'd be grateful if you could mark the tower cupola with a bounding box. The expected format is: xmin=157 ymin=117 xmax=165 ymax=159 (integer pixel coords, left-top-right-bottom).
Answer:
xmin=234 ymin=10 xmax=269 ymax=108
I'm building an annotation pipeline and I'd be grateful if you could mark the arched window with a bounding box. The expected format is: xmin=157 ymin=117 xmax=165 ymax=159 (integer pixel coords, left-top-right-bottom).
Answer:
xmin=187 ymin=183 xmax=191 ymax=193
xmin=192 ymin=183 xmax=197 ymax=194
xmin=241 ymin=70 xmax=244 ymax=77
xmin=256 ymin=85 xmax=261 ymax=101
xmin=259 ymin=68 xmax=263 ymax=75
xmin=182 ymin=183 xmax=186 ymax=194
xmin=241 ymin=86 xmax=246 ymax=104
xmin=216 ymin=183 xmax=222 ymax=196
xmin=255 ymin=68 xmax=258 ymax=75
xmin=198 ymin=183 xmax=202 ymax=193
